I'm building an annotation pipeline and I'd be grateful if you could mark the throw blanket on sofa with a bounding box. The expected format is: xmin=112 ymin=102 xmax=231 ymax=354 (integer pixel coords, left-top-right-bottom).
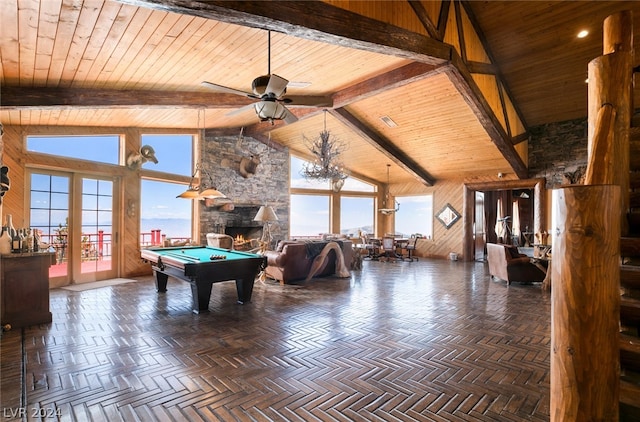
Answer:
xmin=303 ymin=240 xmax=343 ymax=259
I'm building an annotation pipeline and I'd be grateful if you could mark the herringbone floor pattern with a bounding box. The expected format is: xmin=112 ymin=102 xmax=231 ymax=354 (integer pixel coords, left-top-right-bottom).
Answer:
xmin=1 ymin=260 xmax=551 ymax=421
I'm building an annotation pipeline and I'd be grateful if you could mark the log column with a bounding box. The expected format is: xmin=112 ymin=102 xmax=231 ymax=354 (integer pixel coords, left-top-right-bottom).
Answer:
xmin=587 ymin=10 xmax=633 ymax=234
xmin=550 ymin=185 xmax=620 ymax=420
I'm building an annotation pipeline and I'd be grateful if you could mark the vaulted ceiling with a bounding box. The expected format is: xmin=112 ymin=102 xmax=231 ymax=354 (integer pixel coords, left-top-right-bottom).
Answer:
xmin=1 ymin=1 xmax=638 ymax=186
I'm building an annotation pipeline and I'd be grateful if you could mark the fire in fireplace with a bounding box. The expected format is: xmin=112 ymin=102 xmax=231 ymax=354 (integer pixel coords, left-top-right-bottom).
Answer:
xmin=225 ymin=226 xmax=263 ymax=241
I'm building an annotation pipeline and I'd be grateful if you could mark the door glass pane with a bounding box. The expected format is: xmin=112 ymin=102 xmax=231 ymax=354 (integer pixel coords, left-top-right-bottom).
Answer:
xmin=29 ymin=173 xmax=70 ymax=278
xmin=81 ymin=178 xmax=113 ymax=274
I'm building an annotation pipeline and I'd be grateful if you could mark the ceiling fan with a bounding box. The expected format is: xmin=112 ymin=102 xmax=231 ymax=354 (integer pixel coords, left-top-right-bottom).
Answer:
xmin=201 ymin=31 xmax=330 ymax=125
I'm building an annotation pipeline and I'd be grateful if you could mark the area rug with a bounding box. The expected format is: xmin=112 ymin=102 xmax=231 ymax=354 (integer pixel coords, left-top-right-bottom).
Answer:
xmin=61 ymin=278 xmax=137 ymax=292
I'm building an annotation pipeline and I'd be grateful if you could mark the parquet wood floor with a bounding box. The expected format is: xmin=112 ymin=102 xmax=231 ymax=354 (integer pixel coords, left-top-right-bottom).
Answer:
xmin=1 ymin=259 xmax=552 ymax=421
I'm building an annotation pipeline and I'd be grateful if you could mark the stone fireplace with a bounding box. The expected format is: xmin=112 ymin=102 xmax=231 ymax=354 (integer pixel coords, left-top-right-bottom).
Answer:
xmin=199 ymin=132 xmax=290 ymax=246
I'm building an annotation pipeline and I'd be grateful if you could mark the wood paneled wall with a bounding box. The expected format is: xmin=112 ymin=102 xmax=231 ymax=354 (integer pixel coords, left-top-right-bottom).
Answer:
xmin=391 ymin=178 xmax=465 ymax=259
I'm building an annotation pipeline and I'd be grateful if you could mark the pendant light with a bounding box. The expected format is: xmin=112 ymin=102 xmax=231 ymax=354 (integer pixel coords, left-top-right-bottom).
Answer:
xmin=379 ymin=164 xmax=399 ymax=215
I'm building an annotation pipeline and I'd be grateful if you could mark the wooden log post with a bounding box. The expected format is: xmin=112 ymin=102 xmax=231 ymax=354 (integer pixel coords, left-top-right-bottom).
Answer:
xmin=550 ymin=185 xmax=620 ymax=421
xmin=587 ymin=10 xmax=633 ymax=234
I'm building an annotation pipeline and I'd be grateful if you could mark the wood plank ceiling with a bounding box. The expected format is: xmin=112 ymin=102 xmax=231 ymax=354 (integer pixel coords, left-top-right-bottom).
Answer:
xmin=1 ymin=1 xmax=638 ymax=186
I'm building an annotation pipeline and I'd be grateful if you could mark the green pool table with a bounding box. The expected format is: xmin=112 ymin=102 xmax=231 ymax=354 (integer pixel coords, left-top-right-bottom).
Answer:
xmin=141 ymin=246 xmax=266 ymax=314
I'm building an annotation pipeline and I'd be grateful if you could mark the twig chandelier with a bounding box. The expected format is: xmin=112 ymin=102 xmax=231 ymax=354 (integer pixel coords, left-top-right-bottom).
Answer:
xmin=300 ymin=110 xmax=348 ymax=183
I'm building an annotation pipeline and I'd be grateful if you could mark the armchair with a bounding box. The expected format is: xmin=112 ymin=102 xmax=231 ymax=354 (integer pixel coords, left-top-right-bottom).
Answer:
xmin=206 ymin=233 xmax=234 ymax=250
xmin=486 ymin=243 xmax=545 ymax=285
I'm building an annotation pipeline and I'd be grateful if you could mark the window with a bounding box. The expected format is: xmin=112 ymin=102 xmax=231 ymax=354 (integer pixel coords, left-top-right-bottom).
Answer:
xmin=340 ymin=196 xmax=374 ymax=236
xmin=27 ymin=135 xmax=120 ymax=164
xmin=395 ymin=195 xmax=433 ymax=239
xmin=290 ymin=156 xmax=330 ymax=189
xmin=139 ymin=134 xmax=193 ymax=175
xmin=341 ymin=177 xmax=375 ymax=192
xmin=290 ymin=194 xmax=329 ymax=236
xmin=140 ymin=180 xmax=194 ymax=245
xmin=140 ymin=134 xmax=196 ymax=245
xmin=290 ymin=155 xmax=376 ymax=237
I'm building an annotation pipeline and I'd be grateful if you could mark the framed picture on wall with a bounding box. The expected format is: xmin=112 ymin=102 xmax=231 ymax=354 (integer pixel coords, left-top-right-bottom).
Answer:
xmin=436 ymin=203 xmax=461 ymax=229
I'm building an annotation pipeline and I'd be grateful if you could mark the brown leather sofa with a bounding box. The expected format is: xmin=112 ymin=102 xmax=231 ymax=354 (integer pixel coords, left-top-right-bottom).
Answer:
xmin=263 ymin=240 xmax=353 ymax=284
xmin=486 ymin=242 xmax=546 ymax=285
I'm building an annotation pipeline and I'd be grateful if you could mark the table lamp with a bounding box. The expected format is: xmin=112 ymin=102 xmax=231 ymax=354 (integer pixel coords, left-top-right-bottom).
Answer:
xmin=254 ymin=205 xmax=278 ymax=246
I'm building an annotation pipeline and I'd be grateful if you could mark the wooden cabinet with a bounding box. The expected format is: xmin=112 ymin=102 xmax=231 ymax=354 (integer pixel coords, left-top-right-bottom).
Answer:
xmin=1 ymin=252 xmax=55 ymax=328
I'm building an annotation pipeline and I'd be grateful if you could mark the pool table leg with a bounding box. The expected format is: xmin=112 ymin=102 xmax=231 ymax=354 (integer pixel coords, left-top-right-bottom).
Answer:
xmin=154 ymin=270 xmax=169 ymax=292
xmin=190 ymin=282 xmax=213 ymax=314
xmin=235 ymin=278 xmax=254 ymax=304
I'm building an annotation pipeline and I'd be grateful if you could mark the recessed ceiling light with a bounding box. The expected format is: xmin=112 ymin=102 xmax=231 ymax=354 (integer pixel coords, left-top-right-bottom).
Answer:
xmin=380 ymin=116 xmax=397 ymax=127
xmin=577 ymin=30 xmax=589 ymax=38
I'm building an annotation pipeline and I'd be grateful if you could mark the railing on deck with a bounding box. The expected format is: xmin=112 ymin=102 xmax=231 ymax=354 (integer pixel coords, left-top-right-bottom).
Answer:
xmin=140 ymin=230 xmax=191 ymax=247
xmin=39 ymin=230 xmax=192 ymax=265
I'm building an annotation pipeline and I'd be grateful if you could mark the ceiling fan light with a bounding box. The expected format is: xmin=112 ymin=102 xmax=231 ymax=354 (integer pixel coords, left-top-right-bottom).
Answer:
xmin=251 ymin=75 xmax=271 ymax=96
xmin=255 ymin=101 xmax=287 ymax=121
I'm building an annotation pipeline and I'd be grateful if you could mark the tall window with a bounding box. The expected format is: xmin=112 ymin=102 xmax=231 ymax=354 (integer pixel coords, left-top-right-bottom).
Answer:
xmin=290 ymin=155 xmax=376 ymax=237
xmin=140 ymin=134 xmax=194 ymax=245
xmin=340 ymin=197 xmax=374 ymax=236
xmin=290 ymin=194 xmax=330 ymax=236
xmin=140 ymin=180 xmax=193 ymax=245
xmin=395 ymin=195 xmax=433 ymax=239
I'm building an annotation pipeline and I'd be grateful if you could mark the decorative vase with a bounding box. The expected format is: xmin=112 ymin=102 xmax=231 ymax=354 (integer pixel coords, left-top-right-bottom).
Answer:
xmin=5 ymin=214 xmax=15 ymax=237
xmin=0 ymin=216 xmax=12 ymax=254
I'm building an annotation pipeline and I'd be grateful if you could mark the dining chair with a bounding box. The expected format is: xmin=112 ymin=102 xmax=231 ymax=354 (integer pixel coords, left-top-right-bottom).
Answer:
xmin=380 ymin=236 xmax=397 ymax=262
xmin=402 ymin=236 xmax=419 ymax=261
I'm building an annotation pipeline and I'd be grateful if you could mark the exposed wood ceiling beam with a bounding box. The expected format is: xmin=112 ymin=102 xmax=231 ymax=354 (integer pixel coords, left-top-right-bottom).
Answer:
xmin=116 ymin=0 xmax=452 ymax=65
xmin=0 ymin=87 xmax=332 ymax=110
xmin=0 ymin=87 xmax=251 ymax=109
xmin=332 ymin=62 xmax=447 ymax=108
xmin=445 ymin=60 xmax=528 ymax=179
xmin=407 ymin=0 xmax=440 ymax=40
xmin=329 ymin=108 xmax=436 ymax=186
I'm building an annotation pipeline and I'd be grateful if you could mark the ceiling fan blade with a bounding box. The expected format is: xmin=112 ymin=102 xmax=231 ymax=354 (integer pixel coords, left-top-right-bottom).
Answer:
xmin=226 ymin=103 xmax=257 ymax=117
xmin=201 ymin=81 xmax=258 ymax=99
xmin=282 ymin=107 xmax=298 ymax=124
xmin=266 ymin=74 xmax=288 ymax=98
xmin=281 ymin=95 xmax=333 ymax=108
